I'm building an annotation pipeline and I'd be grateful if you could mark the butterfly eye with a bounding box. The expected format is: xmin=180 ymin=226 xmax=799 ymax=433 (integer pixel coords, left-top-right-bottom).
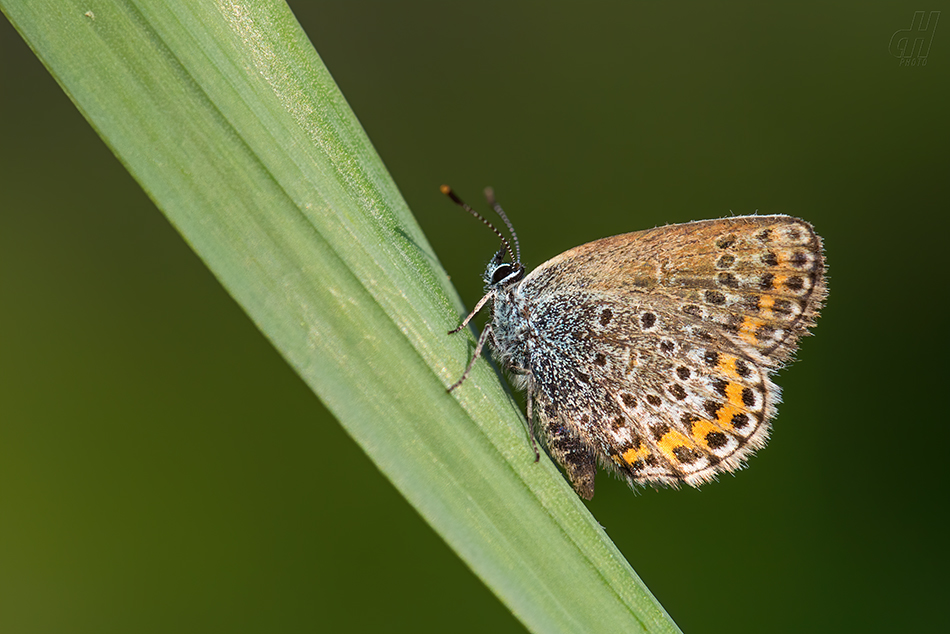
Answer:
xmin=491 ymin=264 xmax=513 ymax=284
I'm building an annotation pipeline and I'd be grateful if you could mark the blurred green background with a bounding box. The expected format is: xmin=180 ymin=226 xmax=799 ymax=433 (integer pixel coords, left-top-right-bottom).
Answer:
xmin=2 ymin=2 xmax=948 ymax=633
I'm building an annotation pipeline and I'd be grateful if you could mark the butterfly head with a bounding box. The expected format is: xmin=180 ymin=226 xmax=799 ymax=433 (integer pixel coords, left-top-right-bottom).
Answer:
xmin=484 ymin=246 xmax=525 ymax=290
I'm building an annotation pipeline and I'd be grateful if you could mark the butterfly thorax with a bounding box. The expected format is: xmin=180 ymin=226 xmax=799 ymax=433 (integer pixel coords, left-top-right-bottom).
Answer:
xmin=489 ymin=283 xmax=532 ymax=385
xmin=480 ymin=253 xmax=529 ymax=382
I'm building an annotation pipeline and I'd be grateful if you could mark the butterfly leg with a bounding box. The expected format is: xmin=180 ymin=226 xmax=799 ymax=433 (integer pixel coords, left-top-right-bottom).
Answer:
xmin=448 ymin=290 xmax=494 ymax=335
xmin=447 ymin=323 xmax=493 ymax=393
xmin=518 ymin=374 xmax=540 ymax=462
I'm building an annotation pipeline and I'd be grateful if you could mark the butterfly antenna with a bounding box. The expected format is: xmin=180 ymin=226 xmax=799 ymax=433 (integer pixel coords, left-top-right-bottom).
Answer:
xmin=441 ymin=185 xmax=517 ymax=263
xmin=483 ymin=187 xmax=520 ymax=263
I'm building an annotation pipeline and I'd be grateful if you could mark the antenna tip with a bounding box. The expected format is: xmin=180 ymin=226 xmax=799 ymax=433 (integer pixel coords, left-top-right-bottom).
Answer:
xmin=440 ymin=184 xmax=452 ymax=195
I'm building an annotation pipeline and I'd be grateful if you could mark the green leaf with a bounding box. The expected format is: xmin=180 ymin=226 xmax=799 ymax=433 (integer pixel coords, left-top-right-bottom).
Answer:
xmin=1 ymin=1 xmax=681 ymax=632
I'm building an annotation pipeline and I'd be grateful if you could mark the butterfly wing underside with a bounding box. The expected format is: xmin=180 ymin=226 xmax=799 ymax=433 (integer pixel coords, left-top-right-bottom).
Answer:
xmin=518 ymin=215 xmax=826 ymax=498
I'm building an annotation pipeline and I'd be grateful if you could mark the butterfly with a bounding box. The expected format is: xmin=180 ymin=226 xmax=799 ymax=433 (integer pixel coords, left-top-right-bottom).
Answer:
xmin=444 ymin=185 xmax=826 ymax=499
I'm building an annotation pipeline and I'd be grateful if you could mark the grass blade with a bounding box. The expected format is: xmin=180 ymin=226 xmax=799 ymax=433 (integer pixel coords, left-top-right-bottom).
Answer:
xmin=1 ymin=1 xmax=682 ymax=632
